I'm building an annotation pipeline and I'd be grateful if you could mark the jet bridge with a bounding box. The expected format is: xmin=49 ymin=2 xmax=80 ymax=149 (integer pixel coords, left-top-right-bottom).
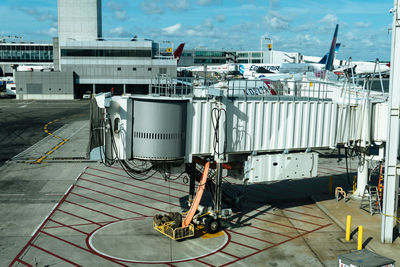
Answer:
xmin=91 ymin=74 xmax=388 ymax=232
xmin=93 ymin=76 xmax=387 ymax=165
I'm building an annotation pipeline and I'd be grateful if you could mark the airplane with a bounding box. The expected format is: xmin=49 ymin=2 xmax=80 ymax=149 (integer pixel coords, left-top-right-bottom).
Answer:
xmin=174 ymin=43 xmax=185 ymax=64
xmin=244 ymin=24 xmax=341 ymax=78
xmin=238 ymin=64 xmax=281 ymax=79
xmin=333 ymin=60 xmax=390 ymax=76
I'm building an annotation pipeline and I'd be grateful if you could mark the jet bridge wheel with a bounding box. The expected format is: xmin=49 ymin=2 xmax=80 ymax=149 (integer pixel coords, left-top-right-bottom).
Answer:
xmin=204 ymin=216 xmax=220 ymax=234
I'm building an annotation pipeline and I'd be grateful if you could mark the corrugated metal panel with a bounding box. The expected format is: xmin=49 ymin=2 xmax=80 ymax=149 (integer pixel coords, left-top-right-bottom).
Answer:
xmin=371 ymin=103 xmax=388 ymax=142
xmin=189 ymin=100 xmax=342 ymax=155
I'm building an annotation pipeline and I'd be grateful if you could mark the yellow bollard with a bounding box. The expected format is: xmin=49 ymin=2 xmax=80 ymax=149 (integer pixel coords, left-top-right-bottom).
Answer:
xmin=357 ymin=226 xmax=363 ymax=250
xmin=329 ymin=176 xmax=333 ymax=194
xmin=353 ymin=175 xmax=357 ymax=194
xmin=346 ymin=215 xmax=351 ymax=241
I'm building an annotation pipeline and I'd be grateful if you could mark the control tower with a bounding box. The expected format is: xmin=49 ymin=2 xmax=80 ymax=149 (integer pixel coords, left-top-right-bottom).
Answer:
xmin=57 ymin=0 xmax=102 ymax=41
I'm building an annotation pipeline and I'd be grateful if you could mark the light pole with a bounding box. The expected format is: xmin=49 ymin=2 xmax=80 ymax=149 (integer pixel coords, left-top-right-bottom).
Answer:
xmin=260 ymin=36 xmax=273 ymax=63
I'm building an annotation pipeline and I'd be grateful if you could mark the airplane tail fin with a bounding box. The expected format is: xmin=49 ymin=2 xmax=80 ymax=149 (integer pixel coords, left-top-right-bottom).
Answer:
xmin=174 ymin=43 xmax=185 ymax=64
xmin=318 ymin=43 xmax=340 ymax=65
xmin=325 ymin=24 xmax=339 ymax=71
xmin=318 ymin=54 xmax=328 ymax=64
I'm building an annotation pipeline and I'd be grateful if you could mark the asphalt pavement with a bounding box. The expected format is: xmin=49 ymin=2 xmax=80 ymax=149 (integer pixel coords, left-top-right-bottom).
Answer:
xmin=0 ymin=99 xmax=90 ymax=165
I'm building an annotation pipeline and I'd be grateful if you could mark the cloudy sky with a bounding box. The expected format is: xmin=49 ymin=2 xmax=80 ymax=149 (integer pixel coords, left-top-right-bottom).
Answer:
xmin=0 ymin=0 xmax=394 ymax=61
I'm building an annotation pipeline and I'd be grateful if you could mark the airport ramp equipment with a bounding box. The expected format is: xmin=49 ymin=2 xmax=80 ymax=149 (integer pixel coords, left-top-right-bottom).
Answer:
xmin=153 ymin=162 xmax=210 ymax=240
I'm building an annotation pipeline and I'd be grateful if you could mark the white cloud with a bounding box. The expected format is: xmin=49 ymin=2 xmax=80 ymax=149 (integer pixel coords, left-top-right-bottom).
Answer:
xmin=109 ymin=27 xmax=129 ymax=36
xmin=215 ymin=14 xmax=225 ymax=22
xmin=141 ymin=0 xmax=164 ymax=15
xmin=162 ymin=24 xmax=182 ymax=35
xmin=40 ymin=27 xmax=57 ymax=37
xmin=167 ymin=0 xmax=190 ymax=12
xmin=197 ymin=0 xmax=222 ymax=6
xmin=355 ymin=21 xmax=371 ymax=28
xmin=320 ymin=14 xmax=338 ymax=26
xmin=115 ymin=10 xmax=127 ymax=21
xmin=107 ymin=1 xmax=127 ymax=21
xmin=263 ymin=11 xmax=291 ymax=31
xmin=19 ymin=7 xmax=57 ymax=23
xmin=203 ymin=19 xmax=214 ymax=30
xmin=269 ymin=0 xmax=279 ymax=8
xmin=344 ymin=31 xmax=357 ymax=41
xmin=198 ymin=0 xmax=212 ymax=5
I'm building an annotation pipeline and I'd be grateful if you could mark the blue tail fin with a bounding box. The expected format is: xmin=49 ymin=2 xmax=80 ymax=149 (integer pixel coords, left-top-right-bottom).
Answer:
xmin=325 ymin=24 xmax=339 ymax=71
xmin=318 ymin=43 xmax=340 ymax=64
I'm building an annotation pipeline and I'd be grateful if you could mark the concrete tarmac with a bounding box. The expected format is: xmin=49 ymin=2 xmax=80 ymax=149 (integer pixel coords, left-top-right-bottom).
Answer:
xmin=0 ymin=98 xmax=398 ymax=266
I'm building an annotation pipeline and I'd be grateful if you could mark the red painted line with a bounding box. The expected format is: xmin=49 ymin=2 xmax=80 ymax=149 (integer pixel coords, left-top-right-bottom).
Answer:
xmin=85 ymin=170 xmax=187 ymax=193
xmin=227 ymin=229 xmax=275 ymax=245
xmin=80 ymin=177 xmax=182 ymax=205
xmin=282 ymin=208 xmax=325 ymax=220
xmin=15 ymin=259 xmax=33 ymax=267
xmin=246 ymin=224 xmax=295 ymax=238
xmin=91 ymin=166 xmax=188 ymax=187
xmin=84 ymin=172 xmax=182 ymax=199
xmin=69 ymin=191 xmax=146 ymax=216
xmin=195 ymin=259 xmax=215 ymax=267
xmin=229 ymin=240 xmax=260 ymax=251
xmin=44 ymin=217 xmax=147 ymax=229
xmin=74 ymin=185 xmax=170 ymax=213
xmin=30 ymin=244 xmax=82 ymax=266
xmin=9 ymin=183 xmax=76 ymax=266
xmin=222 ymin=224 xmax=332 ymax=266
xmin=65 ymin=199 xmax=123 ymax=220
xmin=220 ymin=250 xmax=240 ymax=259
xmin=57 ymin=209 xmax=103 ymax=226
xmin=240 ymin=214 xmax=308 ymax=232
xmin=71 ymin=190 xmax=149 ymax=215
xmin=48 ymin=218 xmax=89 ymax=235
xmin=261 ymin=211 xmax=324 ymax=227
xmin=45 ymin=221 xmax=106 ymax=229
xmin=41 ymin=231 xmax=129 ymax=267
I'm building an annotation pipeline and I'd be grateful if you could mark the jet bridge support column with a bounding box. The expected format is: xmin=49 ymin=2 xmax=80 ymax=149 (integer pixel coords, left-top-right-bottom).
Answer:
xmin=213 ymin=99 xmax=226 ymax=215
xmin=381 ymin=0 xmax=400 ymax=243
xmin=355 ymin=158 xmax=368 ymax=197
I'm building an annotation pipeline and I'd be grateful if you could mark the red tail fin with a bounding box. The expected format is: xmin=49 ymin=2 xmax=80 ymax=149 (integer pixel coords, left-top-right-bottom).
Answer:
xmin=174 ymin=43 xmax=185 ymax=64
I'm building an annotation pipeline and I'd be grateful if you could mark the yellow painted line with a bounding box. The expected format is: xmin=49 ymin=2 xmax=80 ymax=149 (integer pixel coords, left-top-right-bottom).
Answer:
xmin=33 ymin=156 xmax=47 ymax=164
xmin=200 ymin=231 xmax=224 ymax=239
xmin=33 ymin=113 xmax=84 ymax=164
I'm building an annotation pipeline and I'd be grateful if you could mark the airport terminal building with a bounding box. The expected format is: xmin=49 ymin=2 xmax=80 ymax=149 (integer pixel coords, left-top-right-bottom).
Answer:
xmin=14 ymin=0 xmax=177 ymax=100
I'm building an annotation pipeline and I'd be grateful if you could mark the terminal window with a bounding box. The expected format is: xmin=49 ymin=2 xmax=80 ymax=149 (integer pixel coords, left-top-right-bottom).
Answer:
xmin=60 ymin=49 xmax=151 ymax=58
xmin=0 ymin=45 xmax=53 ymax=62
